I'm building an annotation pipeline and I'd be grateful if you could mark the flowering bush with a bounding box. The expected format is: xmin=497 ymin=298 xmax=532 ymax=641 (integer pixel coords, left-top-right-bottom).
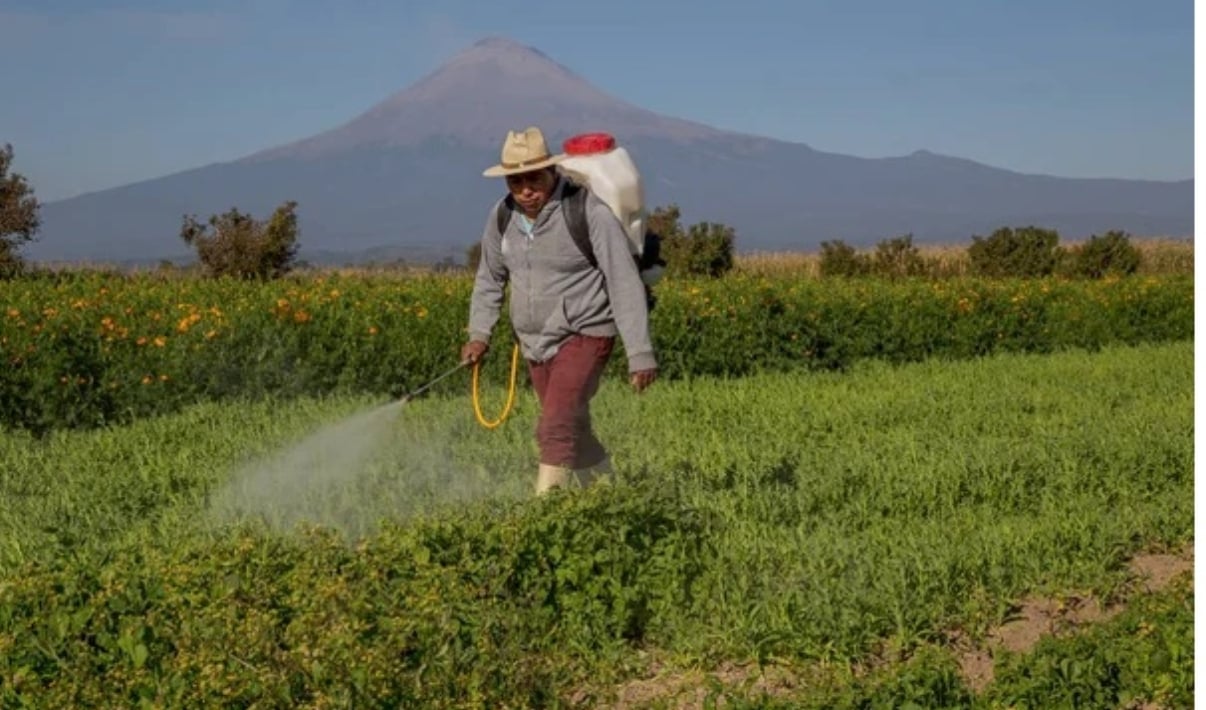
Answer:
xmin=0 ymin=271 xmax=1192 ymax=433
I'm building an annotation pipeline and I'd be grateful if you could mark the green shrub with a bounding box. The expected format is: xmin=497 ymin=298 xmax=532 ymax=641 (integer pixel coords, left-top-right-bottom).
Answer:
xmin=465 ymin=241 xmax=482 ymax=272
xmin=0 ymin=241 xmax=26 ymax=280
xmin=1068 ymin=230 xmax=1143 ymax=279
xmin=968 ymin=226 xmax=1063 ymax=278
xmin=663 ymin=222 xmax=736 ymax=278
xmin=648 ymin=203 xmax=735 ymax=278
xmin=0 ymin=272 xmax=1192 ymax=434
xmin=819 ymin=240 xmax=872 ymax=277
xmin=0 ymin=482 xmax=712 ymax=708
xmin=180 ymin=201 xmax=301 ymax=280
xmin=871 ymin=234 xmax=926 ymax=279
xmin=646 ymin=204 xmax=685 ymax=244
xmin=0 ymin=143 xmax=40 ymax=279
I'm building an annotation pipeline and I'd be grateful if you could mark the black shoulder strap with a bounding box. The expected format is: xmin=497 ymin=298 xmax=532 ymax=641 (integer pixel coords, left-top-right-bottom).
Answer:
xmin=560 ymin=180 xmax=596 ymax=268
xmin=494 ymin=195 xmax=514 ymax=237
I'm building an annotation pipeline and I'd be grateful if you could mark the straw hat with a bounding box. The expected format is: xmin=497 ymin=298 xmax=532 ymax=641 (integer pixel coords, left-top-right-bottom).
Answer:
xmin=482 ymin=127 xmax=565 ymax=177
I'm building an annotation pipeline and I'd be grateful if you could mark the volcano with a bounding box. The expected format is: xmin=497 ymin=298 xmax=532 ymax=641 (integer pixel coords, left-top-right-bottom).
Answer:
xmin=28 ymin=37 xmax=1193 ymax=264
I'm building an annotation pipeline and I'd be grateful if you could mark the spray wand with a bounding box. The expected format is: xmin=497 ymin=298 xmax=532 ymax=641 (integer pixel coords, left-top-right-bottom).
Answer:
xmin=398 ymin=359 xmax=471 ymax=404
xmin=398 ymin=344 xmax=522 ymax=430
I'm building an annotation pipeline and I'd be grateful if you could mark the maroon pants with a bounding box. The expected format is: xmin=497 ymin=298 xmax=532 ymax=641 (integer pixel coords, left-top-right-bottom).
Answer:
xmin=528 ymin=334 xmax=615 ymax=469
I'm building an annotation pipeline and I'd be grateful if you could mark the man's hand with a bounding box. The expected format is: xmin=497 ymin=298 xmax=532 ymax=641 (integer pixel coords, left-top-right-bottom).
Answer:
xmin=629 ymin=368 xmax=658 ymax=393
xmin=461 ymin=340 xmax=489 ymax=365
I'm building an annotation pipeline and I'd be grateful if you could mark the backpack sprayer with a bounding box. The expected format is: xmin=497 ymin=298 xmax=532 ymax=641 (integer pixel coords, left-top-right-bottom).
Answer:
xmin=398 ymin=132 xmax=654 ymax=430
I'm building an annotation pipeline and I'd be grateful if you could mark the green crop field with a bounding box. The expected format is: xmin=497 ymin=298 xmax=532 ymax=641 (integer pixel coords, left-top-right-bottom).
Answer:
xmin=0 ymin=270 xmax=1192 ymax=433
xmin=0 ymin=317 xmax=1192 ymax=708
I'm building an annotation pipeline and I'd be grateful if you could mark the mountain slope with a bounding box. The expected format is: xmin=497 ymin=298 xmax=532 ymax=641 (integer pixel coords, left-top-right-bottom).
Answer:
xmin=27 ymin=37 xmax=1192 ymax=264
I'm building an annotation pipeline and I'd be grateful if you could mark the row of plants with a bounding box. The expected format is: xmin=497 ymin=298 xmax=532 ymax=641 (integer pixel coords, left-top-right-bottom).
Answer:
xmin=0 ymin=336 xmax=1191 ymax=707
xmin=0 ymin=443 xmax=1191 ymax=709
xmin=0 ymin=270 xmax=1192 ymax=434
xmin=706 ymin=574 xmax=1193 ymax=709
xmin=814 ymin=228 xmax=1175 ymax=280
xmin=6 ymin=523 xmax=1186 ymax=709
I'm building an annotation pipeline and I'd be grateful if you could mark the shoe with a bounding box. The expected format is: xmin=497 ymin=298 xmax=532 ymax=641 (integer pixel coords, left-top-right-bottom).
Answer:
xmin=536 ymin=463 xmax=572 ymax=495
xmin=536 ymin=456 xmax=615 ymax=495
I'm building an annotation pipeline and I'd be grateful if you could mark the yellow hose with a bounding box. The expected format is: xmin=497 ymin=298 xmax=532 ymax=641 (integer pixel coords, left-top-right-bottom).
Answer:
xmin=472 ymin=342 xmax=520 ymax=429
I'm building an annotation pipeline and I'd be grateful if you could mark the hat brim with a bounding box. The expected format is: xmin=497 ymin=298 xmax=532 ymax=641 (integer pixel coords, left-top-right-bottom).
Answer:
xmin=482 ymin=153 xmax=565 ymax=177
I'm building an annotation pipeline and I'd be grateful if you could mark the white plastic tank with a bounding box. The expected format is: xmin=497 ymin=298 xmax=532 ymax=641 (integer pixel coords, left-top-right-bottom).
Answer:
xmin=557 ymin=132 xmax=647 ymax=259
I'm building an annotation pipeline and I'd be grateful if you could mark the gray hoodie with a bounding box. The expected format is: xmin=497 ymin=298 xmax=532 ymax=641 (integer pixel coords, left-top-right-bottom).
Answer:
xmin=467 ymin=177 xmax=657 ymax=373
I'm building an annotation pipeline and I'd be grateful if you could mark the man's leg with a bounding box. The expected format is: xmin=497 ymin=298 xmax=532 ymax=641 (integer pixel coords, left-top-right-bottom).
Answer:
xmin=532 ymin=334 xmax=614 ymax=494
xmin=527 ymin=355 xmax=569 ymax=493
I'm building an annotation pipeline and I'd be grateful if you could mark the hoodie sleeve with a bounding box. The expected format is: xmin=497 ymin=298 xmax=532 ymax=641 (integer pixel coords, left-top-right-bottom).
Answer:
xmin=584 ymin=193 xmax=657 ymax=373
xmin=467 ymin=202 xmax=508 ymax=344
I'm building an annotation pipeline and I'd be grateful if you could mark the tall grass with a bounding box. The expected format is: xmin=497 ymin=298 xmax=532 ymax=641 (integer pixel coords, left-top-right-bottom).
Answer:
xmin=734 ymin=237 xmax=1193 ymax=279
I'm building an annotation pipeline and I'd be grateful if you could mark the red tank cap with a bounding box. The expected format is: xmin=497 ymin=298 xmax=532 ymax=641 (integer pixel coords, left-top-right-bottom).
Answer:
xmin=563 ymin=132 xmax=616 ymax=155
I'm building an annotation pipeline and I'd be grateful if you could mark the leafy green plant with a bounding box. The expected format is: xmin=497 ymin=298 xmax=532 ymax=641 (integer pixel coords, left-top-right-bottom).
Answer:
xmin=871 ymin=234 xmax=926 ymax=279
xmin=983 ymin=576 xmax=1193 ymax=708
xmin=649 ymin=203 xmax=736 ymax=278
xmin=0 ymin=271 xmax=1193 ymax=433
xmin=180 ymin=200 xmax=301 ymax=280
xmin=1066 ymin=230 xmax=1143 ymax=279
xmin=0 ymin=341 xmax=1192 ymax=707
xmin=663 ymin=221 xmax=736 ymax=278
xmin=819 ymin=239 xmax=872 ymax=277
xmin=968 ymin=226 xmax=1063 ymax=278
xmin=0 ymin=143 xmax=40 ymax=280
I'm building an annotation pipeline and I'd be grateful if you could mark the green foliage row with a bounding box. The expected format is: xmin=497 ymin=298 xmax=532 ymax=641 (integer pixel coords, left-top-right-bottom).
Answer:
xmin=704 ymin=576 xmax=1193 ymax=709
xmin=820 ymin=234 xmax=930 ymax=279
xmin=0 ymin=342 xmax=1193 ymax=707
xmin=633 ymin=272 xmax=1191 ymax=382
xmin=0 ymin=485 xmax=710 ymax=708
xmin=0 ymin=270 xmax=1192 ymax=433
xmin=822 ymin=228 xmax=1150 ymax=280
xmin=981 ymin=574 xmax=1194 ymax=709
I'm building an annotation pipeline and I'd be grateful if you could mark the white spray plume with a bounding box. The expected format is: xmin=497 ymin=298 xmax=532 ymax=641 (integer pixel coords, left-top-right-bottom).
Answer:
xmin=206 ymin=399 xmax=522 ymax=540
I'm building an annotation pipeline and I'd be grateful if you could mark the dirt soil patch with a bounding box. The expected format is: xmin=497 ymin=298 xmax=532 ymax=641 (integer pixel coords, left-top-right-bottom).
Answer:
xmin=590 ymin=544 xmax=1193 ymax=708
xmin=955 ymin=544 xmax=1193 ymax=693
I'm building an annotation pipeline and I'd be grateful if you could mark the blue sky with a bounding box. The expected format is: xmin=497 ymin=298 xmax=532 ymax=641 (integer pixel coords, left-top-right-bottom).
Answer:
xmin=0 ymin=0 xmax=1194 ymax=201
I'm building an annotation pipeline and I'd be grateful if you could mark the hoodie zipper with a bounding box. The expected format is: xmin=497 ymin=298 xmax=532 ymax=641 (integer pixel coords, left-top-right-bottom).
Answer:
xmin=519 ymin=213 xmax=535 ymax=348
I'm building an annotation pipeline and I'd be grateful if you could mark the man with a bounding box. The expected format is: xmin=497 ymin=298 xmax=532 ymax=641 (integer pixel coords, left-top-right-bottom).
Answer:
xmin=461 ymin=126 xmax=658 ymax=495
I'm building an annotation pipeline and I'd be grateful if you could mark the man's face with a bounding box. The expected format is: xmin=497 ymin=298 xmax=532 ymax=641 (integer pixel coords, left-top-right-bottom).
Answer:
xmin=505 ymin=168 xmax=557 ymax=216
